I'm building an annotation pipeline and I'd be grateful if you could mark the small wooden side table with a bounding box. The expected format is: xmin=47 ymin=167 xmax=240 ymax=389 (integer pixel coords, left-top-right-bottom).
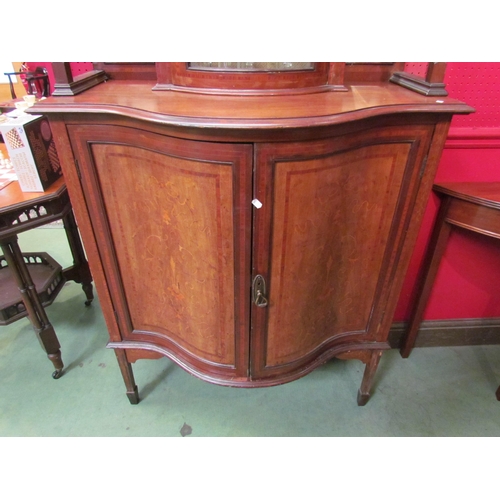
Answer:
xmin=400 ymin=182 xmax=500 ymax=399
xmin=0 ymin=177 xmax=93 ymax=378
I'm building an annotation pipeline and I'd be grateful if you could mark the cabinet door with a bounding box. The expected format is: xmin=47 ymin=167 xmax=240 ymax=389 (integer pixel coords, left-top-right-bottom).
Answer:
xmin=67 ymin=124 xmax=253 ymax=383
xmin=251 ymin=124 xmax=434 ymax=382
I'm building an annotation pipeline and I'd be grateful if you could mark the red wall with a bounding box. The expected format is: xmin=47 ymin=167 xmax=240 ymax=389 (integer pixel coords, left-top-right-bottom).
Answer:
xmin=395 ymin=62 xmax=500 ymax=321
xmin=25 ymin=62 xmax=94 ymax=95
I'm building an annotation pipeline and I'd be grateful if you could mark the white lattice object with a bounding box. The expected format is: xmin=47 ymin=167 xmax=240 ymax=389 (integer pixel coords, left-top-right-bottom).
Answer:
xmin=0 ymin=150 xmax=18 ymax=189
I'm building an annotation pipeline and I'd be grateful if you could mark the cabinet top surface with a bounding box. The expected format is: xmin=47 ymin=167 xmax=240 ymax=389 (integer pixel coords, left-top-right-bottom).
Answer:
xmin=29 ymin=81 xmax=473 ymax=130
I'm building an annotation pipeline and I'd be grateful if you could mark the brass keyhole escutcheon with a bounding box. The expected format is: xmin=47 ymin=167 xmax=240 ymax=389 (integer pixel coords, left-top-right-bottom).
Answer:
xmin=252 ymin=275 xmax=268 ymax=307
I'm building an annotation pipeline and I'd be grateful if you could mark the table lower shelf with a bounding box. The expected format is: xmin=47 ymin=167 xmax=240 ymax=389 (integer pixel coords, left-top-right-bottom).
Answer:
xmin=0 ymin=252 xmax=66 ymax=325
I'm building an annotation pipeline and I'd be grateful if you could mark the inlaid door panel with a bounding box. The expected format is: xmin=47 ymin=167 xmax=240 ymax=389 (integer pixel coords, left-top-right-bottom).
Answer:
xmin=252 ymin=125 xmax=434 ymax=380
xmin=67 ymin=124 xmax=253 ymax=380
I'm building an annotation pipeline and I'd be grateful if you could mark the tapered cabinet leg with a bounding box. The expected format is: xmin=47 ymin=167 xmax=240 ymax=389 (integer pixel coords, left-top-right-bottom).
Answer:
xmin=114 ymin=349 xmax=139 ymax=404
xmin=357 ymin=350 xmax=383 ymax=406
xmin=496 ymin=385 xmax=500 ymax=401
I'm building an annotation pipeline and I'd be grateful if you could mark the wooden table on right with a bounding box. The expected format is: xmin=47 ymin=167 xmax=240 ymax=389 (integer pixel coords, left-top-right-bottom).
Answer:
xmin=400 ymin=182 xmax=500 ymax=400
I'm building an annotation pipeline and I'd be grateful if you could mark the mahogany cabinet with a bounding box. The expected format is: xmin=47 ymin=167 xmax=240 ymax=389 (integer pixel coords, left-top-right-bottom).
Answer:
xmin=30 ymin=64 xmax=473 ymax=405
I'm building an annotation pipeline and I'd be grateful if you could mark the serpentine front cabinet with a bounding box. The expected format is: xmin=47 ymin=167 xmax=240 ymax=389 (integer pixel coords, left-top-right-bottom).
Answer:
xmin=31 ymin=67 xmax=472 ymax=405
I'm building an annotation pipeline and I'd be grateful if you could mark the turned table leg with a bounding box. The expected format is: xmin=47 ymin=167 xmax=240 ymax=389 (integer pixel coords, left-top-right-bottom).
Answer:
xmin=1 ymin=237 xmax=64 ymax=379
xmin=357 ymin=350 xmax=383 ymax=406
xmin=62 ymin=209 xmax=94 ymax=306
xmin=114 ymin=349 xmax=139 ymax=404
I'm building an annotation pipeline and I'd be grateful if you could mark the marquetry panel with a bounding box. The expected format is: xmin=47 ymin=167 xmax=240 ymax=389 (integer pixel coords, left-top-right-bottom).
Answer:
xmin=92 ymin=144 xmax=238 ymax=364
xmin=263 ymin=143 xmax=411 ymax=366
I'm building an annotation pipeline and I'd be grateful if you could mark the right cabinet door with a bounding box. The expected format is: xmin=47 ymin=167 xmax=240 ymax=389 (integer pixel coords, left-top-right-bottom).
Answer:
xmin=251 ymin=122 xmax=435 ymax=383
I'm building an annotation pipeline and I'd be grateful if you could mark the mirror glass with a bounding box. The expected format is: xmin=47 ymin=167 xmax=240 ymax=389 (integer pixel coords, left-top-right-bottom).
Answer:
xmin=188 ymin=63 xmax=314 ymax=72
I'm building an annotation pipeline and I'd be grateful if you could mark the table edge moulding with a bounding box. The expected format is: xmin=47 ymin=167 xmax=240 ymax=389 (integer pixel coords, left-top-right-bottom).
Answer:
xmin=29 ymin=62 xmax=474 ymax=405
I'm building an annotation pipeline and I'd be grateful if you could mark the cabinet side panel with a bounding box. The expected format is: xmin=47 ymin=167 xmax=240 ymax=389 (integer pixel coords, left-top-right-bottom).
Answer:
xmin=90 ymin=144 xmax=236 ymax=365
xmin=44 ymin=120 xmax=125 ymax=345
xmin=265 ymin=144 xmax=410 ymax=366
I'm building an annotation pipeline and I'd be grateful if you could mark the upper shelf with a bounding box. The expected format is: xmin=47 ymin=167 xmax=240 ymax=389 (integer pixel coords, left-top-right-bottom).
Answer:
xmin=49 ymin=62 xmax=448 ymax=98
xmin=154 ymin=62 xmax=348 ymax=95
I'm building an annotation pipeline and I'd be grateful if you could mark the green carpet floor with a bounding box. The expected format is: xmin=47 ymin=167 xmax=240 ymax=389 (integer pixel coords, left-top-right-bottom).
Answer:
xmin=1 ymin=228 xmax=500 ymax=438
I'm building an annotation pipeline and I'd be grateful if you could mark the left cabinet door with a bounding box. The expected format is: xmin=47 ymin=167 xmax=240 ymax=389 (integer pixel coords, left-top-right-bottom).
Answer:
xmin=67 ymin=124 xmax=253 ymax=383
